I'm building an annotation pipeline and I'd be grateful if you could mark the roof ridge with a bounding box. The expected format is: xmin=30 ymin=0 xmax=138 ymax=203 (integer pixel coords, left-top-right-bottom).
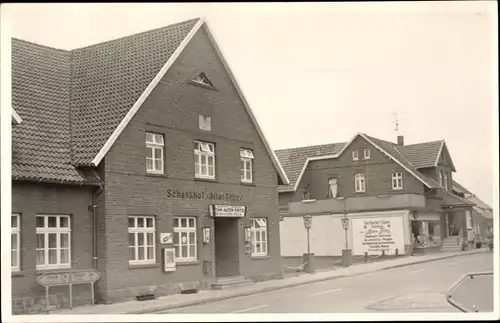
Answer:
xmin=12 ymin=37 xmax=70 ymax=52
xmin=275 ymin=142 xmax=346 ymax=153
xmin=401 ymin=139 xmax=444 ymax=147
xmin=70 ymin=17 xmax=201 ymax=52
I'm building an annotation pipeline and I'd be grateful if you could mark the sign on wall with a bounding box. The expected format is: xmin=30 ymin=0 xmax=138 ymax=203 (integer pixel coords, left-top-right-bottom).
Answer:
xmin=209 ymin=205 xmax=246 ymax=218
xmin=352 ymin=216 xmax=405 ymax=255
xmin=163 ymin=248 xmax=176 ymax=272
xmin=160 ymin=233 xmax=173 ymax=244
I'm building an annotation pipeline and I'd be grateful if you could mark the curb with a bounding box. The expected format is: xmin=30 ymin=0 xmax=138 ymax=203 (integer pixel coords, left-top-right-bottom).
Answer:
xmin=129 ymin=249 xmax=488 ymax=314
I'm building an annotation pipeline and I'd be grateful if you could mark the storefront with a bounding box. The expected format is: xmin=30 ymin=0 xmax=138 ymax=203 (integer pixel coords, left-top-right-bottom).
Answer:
xmin=411 ymin=211 xmax=442 ymax=248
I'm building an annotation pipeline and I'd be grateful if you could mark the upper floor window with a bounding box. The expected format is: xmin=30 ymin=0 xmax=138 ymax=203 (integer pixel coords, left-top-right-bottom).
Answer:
xmin=240 ymin=148 xmax=255 ymax=183
xmin=439 ymin=170 xmax=444 ymax=187
xmin=36 ymin=215 xmax=71 ymax=270
xmin=354 ymin=173 xmax=366 ymax=193
xmin=363 ymin=148 xmax=371 ymax=159
xmin=199 ymin=114 xmax=211 ymax=131
xmin=328 ymin=178 xmax=338 ymax=198
xmin=251 ymin=218 xmax=268 ymax=257
xmin=392 ymin=172 xmax=403 ymax=190
xmin=128 ymin=216 xmax=156 ymax=265
xmin=444 ymin=172 xmax=449 ymax=191
xmin=11 ymin=214 xmax=20 ymax=271
xmin=146 ymin=132 xmax=164 ymax=174
xmin=352 ymin=149 xmax=359 ymax=161
xmin=173 ymin=217 xmax=197 ymax=262
xmin=194 ymin=141 xmax=215 ymax=179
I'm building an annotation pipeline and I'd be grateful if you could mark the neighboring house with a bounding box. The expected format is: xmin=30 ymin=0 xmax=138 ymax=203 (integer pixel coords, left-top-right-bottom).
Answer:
xmin=452 ymin=180 xmax=494 ymax=241
xmin=275 ymin=133 xmax=475 ymax=265
xmin=11 ymin=18 xmax=289 ymax=313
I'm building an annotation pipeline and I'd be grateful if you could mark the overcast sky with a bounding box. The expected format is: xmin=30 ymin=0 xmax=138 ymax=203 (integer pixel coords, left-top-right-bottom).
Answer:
xmin=2 ymin=2 xmax=497 ymax=206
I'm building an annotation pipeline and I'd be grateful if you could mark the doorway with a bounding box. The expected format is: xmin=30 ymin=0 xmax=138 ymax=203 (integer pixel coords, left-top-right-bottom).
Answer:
xmin=214 ymin=217 xmax=240 ymax=278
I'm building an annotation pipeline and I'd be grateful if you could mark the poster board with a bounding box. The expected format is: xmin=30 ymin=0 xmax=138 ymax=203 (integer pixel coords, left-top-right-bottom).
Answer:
xmin=352 ymin=216 xmax=405 ymax=255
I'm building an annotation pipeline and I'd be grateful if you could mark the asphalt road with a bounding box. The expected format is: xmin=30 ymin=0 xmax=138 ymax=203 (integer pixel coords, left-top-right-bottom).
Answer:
xmin=158 ymin=252 xmax=494 ymax=314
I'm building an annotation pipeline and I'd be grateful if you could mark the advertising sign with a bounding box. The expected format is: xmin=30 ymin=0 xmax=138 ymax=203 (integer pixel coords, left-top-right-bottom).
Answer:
xmin=352 ymin=216 xmax=405 ymax=255
xmin=209 ymin=205 xmax=246 ymax=218
xmin=160 ymin=232 xmax=173 ymax=244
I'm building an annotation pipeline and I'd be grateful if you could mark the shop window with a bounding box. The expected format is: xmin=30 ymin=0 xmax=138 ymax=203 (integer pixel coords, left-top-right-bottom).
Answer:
xmin=392 ymin=172 xmax=403 ymax=190
xmin=363 ymin=148 xmax=371 ymax=159
xmin=36 ymin=215 xmax=71 ymax=270
xmin=128 ymin=216 xmax=156 ymax=265
xmin=240 ymin=148 xmax=254 ymax=183
xmin=146 ymin=132 xmax=164 ymax=174
xmin=194 ymin=141 xmax=215 ymax=179
xmin=251 ymin=218 xmax=268 ymax=257
xmin=354 ymin=173 xmax=366 ymax=193
xmin=11 ymin=214 xmax=20 ymax=271
xmin=173 ymin=217 xmax=197 ymax=262
xmin=352 ymin=149 xmax=359 ymax=161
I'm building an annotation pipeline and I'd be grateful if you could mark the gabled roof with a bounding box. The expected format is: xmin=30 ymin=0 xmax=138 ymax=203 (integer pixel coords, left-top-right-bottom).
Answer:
xmin=452 ymin=180 xmax=493 ymax=211
xmin=11 ymin=18 xmax=289 ymax=185
xmin=441 ymin=189 xmax=476 ymax=208
xmin=275 ymin=133 xmax=443 ymax=193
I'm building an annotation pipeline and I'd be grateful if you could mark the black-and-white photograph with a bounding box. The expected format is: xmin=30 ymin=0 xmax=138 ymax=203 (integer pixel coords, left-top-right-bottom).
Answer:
xmin=0 ymin=2 xmax=498 ymax=321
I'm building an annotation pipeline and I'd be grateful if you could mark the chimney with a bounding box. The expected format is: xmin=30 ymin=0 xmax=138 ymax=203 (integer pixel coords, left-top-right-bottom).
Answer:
xmin=397 ymin=135 xmax=404 ymax=146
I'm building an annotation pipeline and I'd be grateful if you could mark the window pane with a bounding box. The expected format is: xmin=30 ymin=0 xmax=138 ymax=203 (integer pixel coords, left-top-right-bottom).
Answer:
xmin=48 ymin=234 xmax=57 ymax=248
xmin=146 ymin=218 xmax=154 ymax=228
xmin=60 ymin=249 xmax=69 ymax=264
xmin=241 ymin=169 xmax=245 ymax=180
xmin=37 ymin=250 xmax=45 ymax=265
xmin=154 ymin=148 xmax=162 ymax=159
xmin=147 ymin=233 xmax=154 ymax=245
xmin=173 ymin=218 xmax=179 ymax=228
xmin=129 ymin=247 xmax=135 ymax=261
xmin=208 ymin=165 xmax=214 ymax=177
xmin=11 ymin=250 xmax=18 ymax=267
xmin=37 ymin=234 xmax=45 ymax=248
xmin=208 ymin=156 xmax=214 ymax=166
xmin=189 ymin=245 xmax=195 ymax=258
xmin=138 ymin=233 xmax=144 ymax=246
xmin=11 ymin=234 xmax=18 ymax=249
xmin=174 ymin=246 xmax=179 ymax=259
xmin=262 ymin=232 xmax=267 ymax=241
xmin=173 ymin=232 xmax=179 ymax=245
xmin=60 ymin=217 xmax=69 ymax=228
xmin=138 ymin=247 xmax=145 ymax=260
xmin=181 ymin=232 xmax=187 ymax=244
xmin=241 ymin=160 xmax=245 ymax=170
xmin=262 ymin=242 xmax=267 ymax=254
xmin=48 ymin=217 xmax=57 ymax=228
xmin=155 ymin=134 xmax=164 ymax=145
xmin=146 ymin=133 xmax=153 ymax=143
xmin=246 ymin=170 xmax=251 ymax=180
xmin=189 ymin=232 xmax=195 ymax=244
xmin=36 ymin=217 xmax=45 ymax=228
xmin=137 ymin=217 xmax=144 ymax=228
xmin=146 ymin=158 xmax=153 ymax=170
xmin=128 ymin=217 xmax=135 ymax=228
xmin=201 ymin=154 xmax=207 ymax=165
xmin=181 ymin=218 xmax=187 ymax=228
xmin=61 ymin=233 xmax=69 ymax=248
xmin=11 ymin=215 xmax=18 ymax=228
xmin=147 ymin=247 xmax=154 ymax=260
xmin=129 ymin=233 xmax=135 ymax=247
xmin=181 ymin=245 xmax=188 ymax=258
xmin=154 ymin=159 xmax=162 ymax=171
xmin=188 ymin=218 xmax=195 ymax=228
xmin=48 ymin=250 xmax=57 ymax=264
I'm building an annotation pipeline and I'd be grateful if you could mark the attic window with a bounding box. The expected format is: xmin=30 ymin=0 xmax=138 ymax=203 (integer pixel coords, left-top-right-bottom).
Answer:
xmin=191 ymin=73 xmax=214 ymax=88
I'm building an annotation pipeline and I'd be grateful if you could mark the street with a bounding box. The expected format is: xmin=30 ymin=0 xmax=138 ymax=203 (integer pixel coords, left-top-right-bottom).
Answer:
xmin=158 ymin=252 xmax=493 ymax=314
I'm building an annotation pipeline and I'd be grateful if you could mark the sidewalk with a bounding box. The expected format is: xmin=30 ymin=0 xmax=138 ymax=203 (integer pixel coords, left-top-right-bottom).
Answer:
xmin=51 ymin=248 xmax=488 ymax=315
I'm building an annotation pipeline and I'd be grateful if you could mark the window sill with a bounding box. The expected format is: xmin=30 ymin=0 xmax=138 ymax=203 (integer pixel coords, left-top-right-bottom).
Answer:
xmin=251 ymin=255 xmax=271 ymax=260
xmin=240 ymin=182 xmax=256 ymax=187
xmin=128 ymin=263 xmax=160 ymax=270
xmin=35 ymin=267 xmax=72 ymax=275
xmin=176 ymin=260 xmax=200 ymax=266
xmin=194 ymin=177 xmax=217 ymax=183
xmin=146 ymin=173 xmax=166 ymax=178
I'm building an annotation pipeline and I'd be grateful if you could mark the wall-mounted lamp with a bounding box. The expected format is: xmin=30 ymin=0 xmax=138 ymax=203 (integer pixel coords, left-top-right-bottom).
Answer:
xmin=244 ymin=226 xmax=252 ymax=243
xmin=202 ymin=226 xmax=211 ymax=244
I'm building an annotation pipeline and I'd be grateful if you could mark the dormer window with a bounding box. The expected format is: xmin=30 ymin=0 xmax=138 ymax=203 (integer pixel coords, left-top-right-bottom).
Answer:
xmin=191 ymin=72 xmax=214 ymax=88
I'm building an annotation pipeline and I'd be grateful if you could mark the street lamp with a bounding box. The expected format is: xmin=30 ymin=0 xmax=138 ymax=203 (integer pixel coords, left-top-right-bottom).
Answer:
xmin=340 ymin=197 xmax=352 ymax=267
xmin=302 ymin=215 xmax=315 ymax=273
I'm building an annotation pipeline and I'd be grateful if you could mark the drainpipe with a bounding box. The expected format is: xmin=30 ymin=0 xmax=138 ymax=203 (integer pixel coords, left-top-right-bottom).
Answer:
xmin=91 ymin=184 xmax=104 ymax=270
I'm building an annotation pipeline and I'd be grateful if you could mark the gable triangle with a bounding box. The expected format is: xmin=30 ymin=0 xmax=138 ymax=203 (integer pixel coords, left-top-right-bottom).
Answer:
xmin=192 ymin=72 xmax=214 ymax=87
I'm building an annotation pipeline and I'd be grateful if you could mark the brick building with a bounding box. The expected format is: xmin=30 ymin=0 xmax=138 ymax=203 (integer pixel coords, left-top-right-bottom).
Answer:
xmin=275 ymin=133 xmax=478 ymax=269
xmin=10 ymin=18 xmax=289 ymax=313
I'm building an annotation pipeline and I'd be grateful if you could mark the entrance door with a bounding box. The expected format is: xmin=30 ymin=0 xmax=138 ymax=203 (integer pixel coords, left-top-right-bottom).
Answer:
xmin=214 ymin=217 xmax=240 ymax=278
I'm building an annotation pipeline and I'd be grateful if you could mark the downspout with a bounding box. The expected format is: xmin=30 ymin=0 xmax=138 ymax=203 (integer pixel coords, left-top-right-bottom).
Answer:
xmin=91 ymin=183 xmax=104 ymax=270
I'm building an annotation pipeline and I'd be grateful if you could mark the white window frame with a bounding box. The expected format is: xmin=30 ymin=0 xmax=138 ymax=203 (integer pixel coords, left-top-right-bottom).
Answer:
xmin=354 ymin=173 xmax=366 ymax=193
xmin=444 ymin=172 xmax=449 ymax=191
xmin=198 ymin=114 xmax=212 ymax=131
xmin=439 ymin=170 xmax=444 ymax=187
xmin=146 ymin=132 xmax=164 ymax=174
xmin=128 ymin=216 xmax=156 ymax=265
xmin=194 ymin=141 xmax=215 ymax=179
xmin=392 ymin=172 xmax=404 ymax=190
xmin=36 ymin=215 xmax=71 ymax=270
xmin=173 ymin=217 xmax=197 ymax=262
xmin=11 ymin=214 xmax=20 ymax=272
xmin=251 ymin=218 xmax=268 ymax=257
xmin=364 ymin=148 xmax=371 ymax=159
xmin=240 ymin=149 xmax=254 ymax=183
xmin=352 ymin=149 xmax=359 ymax=161
xmin=328 ymin=178 xmax=338 ymax=198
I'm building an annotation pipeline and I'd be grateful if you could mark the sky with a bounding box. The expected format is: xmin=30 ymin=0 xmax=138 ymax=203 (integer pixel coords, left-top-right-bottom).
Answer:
xmin=1 ymin=2 xmax=497 ymax=206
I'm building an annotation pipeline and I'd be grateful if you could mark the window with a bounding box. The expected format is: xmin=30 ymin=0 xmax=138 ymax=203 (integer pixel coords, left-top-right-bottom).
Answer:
xmin=251 ymin=218 xmax=268 ymax=257
xmin=444 ymin=172 xmax=449 ymax=191
xmin=128 ymin=216 xmax=156 ymax=264
xmin=11 ymin=214 xmax=20 ymax=271
xmin=439 ymin=170 xmax=444 ymax=187
xmin=328 ymin=178 xmax=338 ymax=198
xmin=36 ymin=215 xmax=71 ymax=270
xmin=173 ymin=217 xmax=197 ymax=262
xmin=364 ymin=148 xmax=371 ymax=159
xmin=354 ymin=173 xmax=366 ymax=192
xmin=199 ymin=114 xmax=212 ymax=131
xmin=240 ymin=148 xmax=255 ymax=183
xmin=392 ymin=172 xmax=403 ymax=190
xmin=194 ymin=141 xmax=215 ymax=179
xmin=146 ymin=132 xmax=164 ymax=174
xmin=352 ymin=149 xmax=359 ymax=161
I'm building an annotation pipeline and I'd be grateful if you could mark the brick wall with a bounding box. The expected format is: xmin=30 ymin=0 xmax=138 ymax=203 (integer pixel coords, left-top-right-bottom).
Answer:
xmin=11 ymin=181 xmax=95 ymax=313
xmin=96 ymin=27 xmax=282 ymax=303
